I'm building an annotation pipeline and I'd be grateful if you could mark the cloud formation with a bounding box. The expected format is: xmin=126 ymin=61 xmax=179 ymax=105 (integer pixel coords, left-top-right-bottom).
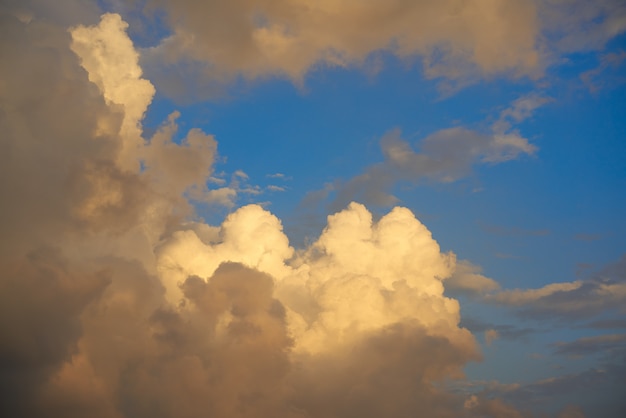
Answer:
xmin=3 ymin=3 xmax=622 ymax=416
xmin=134 ymin=0 xmax=626 ymax=98
xmin=327 ymin=93 xmax=542 ymax=209
xmin=447 ymin=259 xmax=502 ymax=297
xmin=478 ymin=366 xmax=626 ymax=418
xmin=552 ymin=334 xmax=626 ymax=358
xmin=485 ymin=255 xmax=626 ymax=320
xmin=143 ymin=0 xmax=541 ymax=97
xmin=1 ymin=9 xmax=525 ymax=418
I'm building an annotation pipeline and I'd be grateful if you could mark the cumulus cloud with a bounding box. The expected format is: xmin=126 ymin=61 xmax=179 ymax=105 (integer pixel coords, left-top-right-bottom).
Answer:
xmin=132 ymin=0 xmax=626 ymax=99
xmin=1 ymin=9 xmax=525 ymax=417
xmin=142 ymin=0 xmax=541 ymax=98
xmin=56 ymin=199 xmax=489 ymax=418
xmin=447 ymin=259 xmax=502 ymax=297
xmin=0 ymin=248 xmax=110 ymax=416
xmin=3 ymin=3 xmax=624 ymax=418
xmin=156 ymin=202 xmax=475 ymax=354
xmin=70 ymin=13 xmax=156 ymax=171
xmin=147 ymin=202 xmax=489 ymax=417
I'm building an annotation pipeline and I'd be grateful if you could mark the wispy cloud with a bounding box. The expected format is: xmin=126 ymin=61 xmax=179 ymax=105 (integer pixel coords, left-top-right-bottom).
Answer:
xmin=446 ymin=259 xmax=502 ymax=297
xmin=459 ymin=317 xmax=537 ymax=342
xmin=329 ymin=93 xmax=543 ymax=210
xmin=485 ymin=255 xmax=626 ymax=320
xmin=552 ymin=334 xmax=626 ymax=358
xmin=476 ymin=366 xmax=626 ymax=417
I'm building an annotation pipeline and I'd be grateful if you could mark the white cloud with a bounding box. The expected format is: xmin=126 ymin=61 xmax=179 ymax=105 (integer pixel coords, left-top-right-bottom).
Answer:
xmin=70 ymin=13 xmax=156 ymax=171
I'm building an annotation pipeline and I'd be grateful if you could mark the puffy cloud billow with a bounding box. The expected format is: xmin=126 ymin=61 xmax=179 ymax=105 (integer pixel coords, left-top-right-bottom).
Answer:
xmin=0 ymin=9 xmax=508 ymax=418
xmin=139 ymin=0 xmax=626 ymax=98
xmin=4 ymin=2 xmax=618 ymax=416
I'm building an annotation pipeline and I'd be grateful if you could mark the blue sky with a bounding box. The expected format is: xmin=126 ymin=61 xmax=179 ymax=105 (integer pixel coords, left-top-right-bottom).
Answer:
xmin=1 ymin=1 xmax=625 ymax=417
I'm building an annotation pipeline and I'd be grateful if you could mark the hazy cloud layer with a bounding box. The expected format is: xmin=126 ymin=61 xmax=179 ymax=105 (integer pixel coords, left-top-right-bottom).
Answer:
xmin=478 ymin=365 xmax=626 ymax=418
xmin=552 ymin=333 xmax=626 ymax=358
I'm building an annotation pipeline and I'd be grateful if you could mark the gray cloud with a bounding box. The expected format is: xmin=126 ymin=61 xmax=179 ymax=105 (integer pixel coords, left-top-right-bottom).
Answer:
xmin=481 ymin=366 xmax=626 ymax=418
xmin=552 ymin=334 xmax=626 ymax=358
xmin=446 ymin=259 xmax=502 ymax=297
xmin=459 ymin=317 xmax=537 ymax=342
xmin=133 ymin=0 xmax=626 ymax=100
xmin=485 ymin=255 xmax=626 ymax=320
xmin=325 ymin=92 xmax=545 ymax=210
xmin=2 ymin=5 xmax=623 ymax=418
xmin=0 ymin=248 xmax=110 ymax=417
xmin=141 ymin=0 xmax=542 ymax=99
xmin=0 ymin=11 xmax=504 ymax=417
xmin=583 ymin=319 xmax=626 ymax=330
xmin=539 ymin=0 xmax=626 ymax=55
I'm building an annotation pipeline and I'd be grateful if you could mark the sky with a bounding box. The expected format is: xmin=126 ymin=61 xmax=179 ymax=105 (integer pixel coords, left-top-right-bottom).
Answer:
xmin=1 ymin=0 xmax=625 ymax=417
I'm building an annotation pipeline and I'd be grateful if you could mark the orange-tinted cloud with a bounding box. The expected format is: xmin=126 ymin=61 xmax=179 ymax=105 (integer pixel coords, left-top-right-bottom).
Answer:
xmin=143 ymin=0 xmax=541 ymax=98
xmin=0 ymin=10 xmax=497 ymax=417
xmin=3 ymin=6 xmax=609 ymax=417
